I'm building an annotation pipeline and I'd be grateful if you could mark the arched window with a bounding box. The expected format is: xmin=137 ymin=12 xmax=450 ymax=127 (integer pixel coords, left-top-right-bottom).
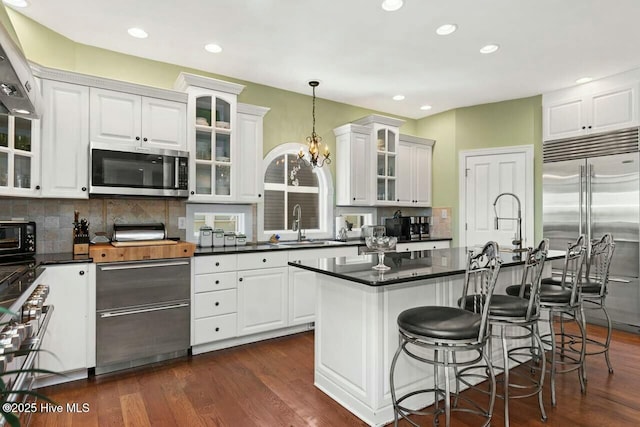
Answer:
xmin=259 ymin=143 xmax=333 ymax=241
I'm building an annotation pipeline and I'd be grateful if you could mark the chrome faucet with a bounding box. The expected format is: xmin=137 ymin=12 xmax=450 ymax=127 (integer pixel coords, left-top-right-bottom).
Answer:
xmin=292 ymin=204 xmax=303 ymax=241
xmin=493 ymin=192 xmax=523 ymax=252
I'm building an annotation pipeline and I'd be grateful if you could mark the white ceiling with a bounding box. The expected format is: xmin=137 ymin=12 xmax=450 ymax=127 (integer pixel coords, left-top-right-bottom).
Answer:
xmin=11 ymin=0 xmax=640 ymax=119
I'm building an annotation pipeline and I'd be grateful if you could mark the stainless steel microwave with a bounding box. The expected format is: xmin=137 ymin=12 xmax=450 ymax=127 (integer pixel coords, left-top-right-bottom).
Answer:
xmin=90 ymin=142 xmax=189 ymax=197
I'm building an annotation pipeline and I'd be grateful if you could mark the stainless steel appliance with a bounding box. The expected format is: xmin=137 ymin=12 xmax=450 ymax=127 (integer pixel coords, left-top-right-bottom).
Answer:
xmin=90 ymin=142 xmax=189 ymax=197
xmin=112 ymin=222 xmax=166 ymax=242
xmin=543 ymin=127 xmax=640 ymax=331
xmin=0 ymin=220 xmax=36 ymax=259
xmin=385 ymin=216 xmax=431 ymax=241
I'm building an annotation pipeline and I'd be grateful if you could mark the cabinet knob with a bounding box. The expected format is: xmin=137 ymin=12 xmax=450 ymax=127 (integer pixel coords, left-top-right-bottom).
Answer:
xmin=262 ymin=258 xmax=267 ymax=263
xmin=35 ymin=185 xmax=40 ymax=190
xmin=353 ymin=197 xmax=356 ymax=201
xmin=79 ymin=271 xmax=85 ymax=276
xmin=258 ymin=194 xmax=262 ymax=198
xmin=82 ymin=187 xmax=87 ymax=191
xmin=239 ymin=277 xmax=243 ymax=282
xmin=215 ymin=327 xmax=220 ymax=332
xmin=136 ymin=136 xmax=141 ymax=141
xmin=101 ymin=253 xmax=106 ymax=257
xmin=215 ymin=280 xmax=220 ymax=285
xmin=397 ymin=199 xmax=399 ymax=202
xmin=143 ymin=137 xmax=148 ymax=142
xmin=582 ymin=126 xmax=586 ymax=130
xmin=215 ymin=262 xmax=220 ymax=267
xmin=588 ymin=125 xmax=592 ymax=129
xmin=215 ymin=302 xmax=220 ymax=306
xmin=191 ymin=191 xmax=195 ymax=195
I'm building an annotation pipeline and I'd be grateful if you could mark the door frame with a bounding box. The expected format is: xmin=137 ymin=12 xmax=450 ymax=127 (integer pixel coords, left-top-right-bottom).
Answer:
xmin=458 ymin=145 xmax=535 ymax=248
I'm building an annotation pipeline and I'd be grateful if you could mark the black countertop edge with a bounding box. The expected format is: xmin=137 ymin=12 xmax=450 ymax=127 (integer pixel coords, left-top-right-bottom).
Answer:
xmin=35 ymin=253 xmax=92 ymax=265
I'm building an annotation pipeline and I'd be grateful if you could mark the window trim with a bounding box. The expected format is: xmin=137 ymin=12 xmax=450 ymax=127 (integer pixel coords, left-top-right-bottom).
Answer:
xmin=258 ymin=143 xmax=334 ymax=242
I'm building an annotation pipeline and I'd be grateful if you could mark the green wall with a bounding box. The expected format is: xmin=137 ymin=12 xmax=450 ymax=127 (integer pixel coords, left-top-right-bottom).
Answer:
xmin=8 ymin=9 xmax=543 ymax=244
xmin=417 ymin=96 xmax=543 ymax=246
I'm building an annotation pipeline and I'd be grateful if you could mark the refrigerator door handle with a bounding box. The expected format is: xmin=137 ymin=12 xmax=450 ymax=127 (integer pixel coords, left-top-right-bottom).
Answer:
xmin=579 ymin=164 xmax=584 ymax=237
xmin=586 ymin=162 xmax=592 ymax=243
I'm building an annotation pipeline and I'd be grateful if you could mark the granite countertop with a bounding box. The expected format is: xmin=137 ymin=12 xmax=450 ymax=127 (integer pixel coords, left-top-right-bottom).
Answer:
xmin=288 ymin=247 xmax=565 ymax=287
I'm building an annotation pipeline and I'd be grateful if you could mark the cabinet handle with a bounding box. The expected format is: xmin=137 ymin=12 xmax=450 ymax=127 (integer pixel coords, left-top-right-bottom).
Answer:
xmin=397 ymin=199 xmax=399 ymax=202
xmin=79 ymin=271 xmax=85 ymax=276
xmin=35 ymin=185 xmax=40 ymax=190
xmin=582 ymin=126 xmax=586 ymax=130
xmin=143 ymin=137 xmax=148 ymax=142
xmin=215 ymin=262 xmax=220 ymax=267
xmin=191 ymin=191 xmax=195 ymax=195
xmin=258 ymin=194 xmax=262 ymax=198
xmin=588 ymin=125 xmax=592 ymax=129
xmin=353 ymin=197 xmax=356 ymax=201
xmin=136 ymin=136 xmax=140 ymax=141
xmin=101 ymin=253 xmax=106 ymax=257
xmin=215 ymin=280 xmax=220 ymax=284
xmin=239 ymin=277 xmax=243 ymax=282
xmin=82 ymin=187 xmax=87 ymax=191
xmin=215 ymin=302 xmax=220 ymax=306
xmin=215 ymin=327 xmax=220 ymax=332
xmin=262 ymin=258 xmax=267 ymax=263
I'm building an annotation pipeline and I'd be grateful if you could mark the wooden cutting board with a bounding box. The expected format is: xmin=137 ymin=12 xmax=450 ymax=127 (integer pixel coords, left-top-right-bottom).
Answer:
xmin=90 ymin=241 xmax=195 ymax=263
xmin=111 ymin=240 xmax=178 ymax=247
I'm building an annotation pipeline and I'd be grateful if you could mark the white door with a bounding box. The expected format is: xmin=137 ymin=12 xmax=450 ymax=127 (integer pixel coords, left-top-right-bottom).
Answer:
xmin=414 ymin=144 xmax=432 ymax=206
xmin=141 ymin=97 xmax=187 ymax=150
xmin=395 ymin=140 xmax=413 ymax=204
xmin=235 ymin=112 xmax=263 ymax=202
xmin=237 ymin=267 xmax=288 ymax=335
xmin=462 ymin=149 xmax=531 ymax=249
xmin=90 ymin=88 xmax=141 ymax=145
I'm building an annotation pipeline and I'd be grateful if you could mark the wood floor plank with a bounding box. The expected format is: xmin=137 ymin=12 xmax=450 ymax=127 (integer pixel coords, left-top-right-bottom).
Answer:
xmin=30 ymin=323 xmax=640 ymax=426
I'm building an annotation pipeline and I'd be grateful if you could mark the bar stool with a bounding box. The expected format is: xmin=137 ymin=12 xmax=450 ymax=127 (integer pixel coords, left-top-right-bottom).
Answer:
xmin=506 ymin=234 xmax=587 ymax=406
xmin=461 ymin=239 xmax=549 ymax=426
xmin=543 ymin=234 xmax=616 ymax=378
xmin=389 ymin=241 xmax=500 ymax=427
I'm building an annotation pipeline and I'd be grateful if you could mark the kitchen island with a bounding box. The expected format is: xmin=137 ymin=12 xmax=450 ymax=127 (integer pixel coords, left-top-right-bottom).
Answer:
xmin=288 ymin=247 xmax=563 ymax=426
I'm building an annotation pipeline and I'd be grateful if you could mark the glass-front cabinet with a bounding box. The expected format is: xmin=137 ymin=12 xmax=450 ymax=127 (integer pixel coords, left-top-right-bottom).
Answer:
xmin=0 ymin=114 xmax=40 ymax=196
xmin=375 ymin=127 xmax=397 ymax=203
xmin=175 ymin=73 xmax=245 ymax=202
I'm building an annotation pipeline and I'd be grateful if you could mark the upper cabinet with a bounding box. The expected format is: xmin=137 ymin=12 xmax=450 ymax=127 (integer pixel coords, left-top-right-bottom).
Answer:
xmin=397 ymin=134 xmax=435 ymax=207
xmin=543 ymin=69 xmax=640 ymax=141
xmin=236 ymin=103 xmax=270 ymax=203
xmin=334 ymin=124 xmax=372 ymax=205
xmin=41 ymin=80 xmax=90 ymax=198
xmin=0 ymin=111 xmax=40 ymax=197
xmin=90 ymin=88 xmax=187 ymax=151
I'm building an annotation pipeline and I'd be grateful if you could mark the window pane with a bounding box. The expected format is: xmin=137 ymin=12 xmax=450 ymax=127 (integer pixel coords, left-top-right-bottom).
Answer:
xmin=289 ymin=192 xmax=319 ymax=229
xmin=14 ymin=155 xmax=31 ymax=188
xmin=196 ymin=130 xmax=211 ymax=160
xmin=265 ymin=155 xmax=285 ymax=184
xmin=196 ymin=96 xmax=212 ymax=126
xmin=0 ymin=115 xmax=7 ymax=147
xmin=288 ymin=154 xmax=317 ymax=187
xmin=196 ymin=164 xmax=211 ymax=194
xmin=14 ymin=117 xmax=31 ymax=152
xmin=264 ymin=190 xmax=285 ymax=230
xmin=0 ymin=152 xmax=7 ymax=186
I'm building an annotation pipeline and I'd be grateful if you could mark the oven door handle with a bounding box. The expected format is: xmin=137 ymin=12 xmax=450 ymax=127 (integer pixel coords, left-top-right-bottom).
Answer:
xmin=99 ymin=302 xmax=189 ymax=318
xmin=99 ymin=260 xmax=190 ymax=271
xmin=5 ymin=305 xmax=55 ymax=404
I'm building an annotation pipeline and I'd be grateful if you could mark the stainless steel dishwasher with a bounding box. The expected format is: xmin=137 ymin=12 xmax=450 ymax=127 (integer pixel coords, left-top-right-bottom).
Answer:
xmin=95 ymin=258 xmax=190 ymax=375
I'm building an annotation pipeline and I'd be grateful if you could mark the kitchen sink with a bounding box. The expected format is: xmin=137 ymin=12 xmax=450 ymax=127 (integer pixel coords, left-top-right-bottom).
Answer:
xmin=276 ymin=240 xmax=347 ymax=247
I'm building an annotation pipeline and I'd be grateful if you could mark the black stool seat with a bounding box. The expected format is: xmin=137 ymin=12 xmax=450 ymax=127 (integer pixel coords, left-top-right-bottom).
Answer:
xmin=541 ymin=276 xmax=601 ymax=294
xmin=398 ymin=306 xmax=481 ymax=340
xmin=459 ymin=294 xmax=535 ymax=318
xmin=505 ymin=283 xmax=572 ymax=304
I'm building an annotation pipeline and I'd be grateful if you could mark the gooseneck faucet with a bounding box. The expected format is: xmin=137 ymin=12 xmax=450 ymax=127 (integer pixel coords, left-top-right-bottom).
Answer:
xmin=493 ymin=192 xmax=523 ymax=252
xmin=292 ymin=204 xmax=302 ymax=241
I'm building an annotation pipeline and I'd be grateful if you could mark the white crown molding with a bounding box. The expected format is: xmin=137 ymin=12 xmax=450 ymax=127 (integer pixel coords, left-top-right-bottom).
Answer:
xmin=237 ymin=103 xmax=270 ymax=117
xmin=30 ymin=62 xmax=188 ymax=103
xmin=332 ymin=123 xmax=370 ymax=136
xmin=352 ymin=114 xmax=405 ymax=128
xmin=174 ymin=72 xmax=245 ymax=95
xmin=399 ymin=133 xmax=435 ymax=146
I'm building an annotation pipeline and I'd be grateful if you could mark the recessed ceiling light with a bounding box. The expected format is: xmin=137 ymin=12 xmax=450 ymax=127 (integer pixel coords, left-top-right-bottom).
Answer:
xmin=576 ymin=77 xmax=593 ymax=84
xmin=436 ymin=24 xmax=457 ymax=36
xmin=381 ymin=0 xmax=404 ymax=12
xmin=392 ymin=95 xmax=405 ymax=101
xmin=127 ymin=28 xmax=148 ymax=39
xmin=479 ymin=44 xmax=500 ymax=54
xmin=3 ymin=0 xmax=29 ymax=8
xmin=420 ymin=105 xmax=432 ymax=111
xmin=204 ymin=43 xmax=223 ymax=53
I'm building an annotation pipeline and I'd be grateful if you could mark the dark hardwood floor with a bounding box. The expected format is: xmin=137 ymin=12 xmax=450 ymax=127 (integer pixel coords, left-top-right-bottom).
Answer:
xmin=30 ymin=323 xmax=640 ymax=426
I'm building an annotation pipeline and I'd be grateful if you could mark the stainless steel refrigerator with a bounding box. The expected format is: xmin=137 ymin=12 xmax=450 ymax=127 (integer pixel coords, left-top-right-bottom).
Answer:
xmin=543 ymin=127 xmax=640 ymax=332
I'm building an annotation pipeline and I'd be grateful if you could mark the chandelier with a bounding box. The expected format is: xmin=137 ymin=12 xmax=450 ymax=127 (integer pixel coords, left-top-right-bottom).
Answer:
xmin=298 ymin=80 xmax=331 ymax=168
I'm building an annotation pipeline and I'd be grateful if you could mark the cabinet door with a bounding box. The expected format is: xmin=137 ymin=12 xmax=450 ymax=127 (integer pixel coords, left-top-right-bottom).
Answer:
xmin=235 ymin=112 xmax=263 ymax=202
xmin=0 ymin=114 xmax=40 ymax=197
xmin=350 ymin=131 xmax=371 ymax=205
xmin=90 ymin=88 xmax=141 ymax=145
xmin=41 ymin=80 xmax=89 ymax=198
xmin=237 ymin=267 xmax=288 ymax=335
xmin=590 ymin=84 xmax=638 ymax=134
xmin=141 ymin=97 xmax=187 ymax=150
xmin=39 ymin=264 xmax=90 ymax=374
xmin=375 ymin=126 xmax=398 ymax=205
xmin=395 ymin=141 xmax=413 ymax=205
xmin=288 ymin=266 xmax=316 ymax=325
xmin=543 ymin=97 xmax=586 ymax=141
xmin=414 ymin=144 xmax=432 ymax=206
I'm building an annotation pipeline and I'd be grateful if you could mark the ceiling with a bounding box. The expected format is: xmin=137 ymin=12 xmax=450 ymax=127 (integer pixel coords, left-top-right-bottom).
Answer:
xmin=10 ymin=0 xmax=640 ymax=119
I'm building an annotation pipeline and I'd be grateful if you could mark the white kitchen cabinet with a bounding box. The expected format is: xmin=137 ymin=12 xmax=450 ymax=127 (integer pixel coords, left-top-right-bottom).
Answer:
xmin=543 ymin=70 xmax=640 ymax=141
xmin=90 ymin=87 xmax=187 ymax=150
xmin=174 ymin=73 xmax=245 ymax=202
xmin=40 ymin=80 xmax=90 ymax=198
xmin=236 ymin=103 xmax=270 ymax=203
xmin=38 ymin=263 xmax=92 ymax=378
xmin=0 ymin=113 xmax=40 ymax=197
xmin=396 ymin=134 xmax=435 ymax=207
xmin=237 ymin=266 xmax=288 ymax=336
xmin=395 ymin=240 xmax=450 ymax=252
xmin=334 ymin=123 xmax=372 ymax=206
